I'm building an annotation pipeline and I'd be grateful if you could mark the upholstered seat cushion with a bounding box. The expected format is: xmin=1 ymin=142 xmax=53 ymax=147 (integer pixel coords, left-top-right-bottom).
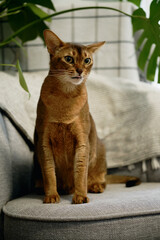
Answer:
xmin=3 ymin=183 xmax=160 ymax=240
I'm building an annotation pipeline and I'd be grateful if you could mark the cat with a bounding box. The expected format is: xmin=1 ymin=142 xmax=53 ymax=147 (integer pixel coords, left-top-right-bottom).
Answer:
xmin=34 ymin=29 xmax=140 ymax=204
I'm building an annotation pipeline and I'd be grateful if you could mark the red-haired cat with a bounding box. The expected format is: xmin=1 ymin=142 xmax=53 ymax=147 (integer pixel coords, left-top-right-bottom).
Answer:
xmin=34 ymin=30 xmax=140 ymax=204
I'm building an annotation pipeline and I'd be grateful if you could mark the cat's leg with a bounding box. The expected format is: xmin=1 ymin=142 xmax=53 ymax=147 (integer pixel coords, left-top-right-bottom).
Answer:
xmin=33 ymin=130 xmax=44 ymax=194
xmin=88 ymin=138 xmax=107 ymax=193
xmin=88 ymin=175 xmax=106 ymax=193
xmin=72 ymin=140 xmax=90 ymax=204
xmin=37 ymin=136 xmax=60 ymax=203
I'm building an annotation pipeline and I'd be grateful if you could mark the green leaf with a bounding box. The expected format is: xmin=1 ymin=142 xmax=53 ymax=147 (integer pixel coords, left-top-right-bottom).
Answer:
xmin=16 ymin=60 xmax=30 ymax=97
xmin=27 ymin=3 xmax=51 ymax=22
xmin=147 ymin=47 xmax=157 ymax=82
xmin=22 ymin=0 xmax=55 ymax=11
xmin=132 ymin=0 xmax=160 ymax=82
xmin=138 ymin=39 xmax=151 ymax=71
xmin=5 ymin=0 xmax=23 ymax=10
xmin=8 ymin=6 xmax=38 ymax=43
xmin=128 ymin=0 xmax=141 ymax=7
xmin=37 ymin=21 xmax=49 ymax=42
xmin=8 ymin=5 xmax=49 ymax=43
xmin=136 ymin=31 xmax=145 ymax=49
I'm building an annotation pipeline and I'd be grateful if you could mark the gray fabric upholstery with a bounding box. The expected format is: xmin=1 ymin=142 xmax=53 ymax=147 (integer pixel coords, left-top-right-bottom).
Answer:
xmin=3 ymin=183 xmax=160 ymax=240
xmin=0 ymin=111 xmax=33 ymax=239
xmin=0 ymin=112 xmax=33 ymax=200
xmin=0 ymin=113 xmax=13 ymax=240
xmin=4 ymin=214 xmax=160 ymax=240
xmin=0 ymin=113 xmax=12 ymax=210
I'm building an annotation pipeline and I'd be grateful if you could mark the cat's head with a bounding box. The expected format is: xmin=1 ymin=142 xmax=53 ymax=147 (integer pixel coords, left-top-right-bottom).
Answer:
xmin=44 ymin=29 xmax=105 ymax=86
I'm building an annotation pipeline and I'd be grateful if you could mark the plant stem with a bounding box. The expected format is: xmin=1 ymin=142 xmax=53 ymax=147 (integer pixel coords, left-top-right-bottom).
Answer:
xmin=0 ymin=10 xmax=21 ymax=18
xmin=0 ymin=63 xmax=16 ymax=67
xmin=0 ymin=5 xmax=147 ymax=47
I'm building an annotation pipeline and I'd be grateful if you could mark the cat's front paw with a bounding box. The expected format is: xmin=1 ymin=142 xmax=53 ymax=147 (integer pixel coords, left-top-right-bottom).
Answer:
xmin=44 ymin=194 xmax=60 ymax=204
xmin=72 ymin=194 xmax=89 ymax=204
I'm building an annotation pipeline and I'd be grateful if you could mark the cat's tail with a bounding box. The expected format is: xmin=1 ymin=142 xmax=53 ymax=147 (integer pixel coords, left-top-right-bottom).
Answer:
xmin=106 ymin=175 xmax=141 ymax=187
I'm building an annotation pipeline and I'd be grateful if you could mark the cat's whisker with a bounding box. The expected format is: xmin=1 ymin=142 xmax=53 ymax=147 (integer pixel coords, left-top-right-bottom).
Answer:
xmin=48 ymin=72 xmax=68 ymax=77
xmin=49 ymin=69 xmax=67 ymax=72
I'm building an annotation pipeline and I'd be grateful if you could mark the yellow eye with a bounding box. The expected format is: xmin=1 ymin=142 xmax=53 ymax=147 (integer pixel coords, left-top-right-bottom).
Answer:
xmin=84 ymin=58 xmax=91 ymax=64
xmin=64 ymin=56 xmax=74 ymax=64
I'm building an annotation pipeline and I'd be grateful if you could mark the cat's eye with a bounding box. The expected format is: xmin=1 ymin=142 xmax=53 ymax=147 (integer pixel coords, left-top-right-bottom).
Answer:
xmin=84 ymin=58 xmax=91 ymax=64
xmin=64 ymin=56 xmax=74 ymax=64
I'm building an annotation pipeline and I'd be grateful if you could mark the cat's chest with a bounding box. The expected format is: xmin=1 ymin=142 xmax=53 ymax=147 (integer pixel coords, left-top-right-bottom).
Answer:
xmin=50 ymin=123 xmax=76 ymax=164
xmin=50 ymin=123 xmax=74 ymax=145
xmin=41 ymin=91 xmax=87 ymax=124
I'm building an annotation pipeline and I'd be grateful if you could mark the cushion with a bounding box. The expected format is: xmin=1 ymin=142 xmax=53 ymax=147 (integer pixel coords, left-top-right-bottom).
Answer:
xmin=3 ymin=183 xmax=160 ymax=240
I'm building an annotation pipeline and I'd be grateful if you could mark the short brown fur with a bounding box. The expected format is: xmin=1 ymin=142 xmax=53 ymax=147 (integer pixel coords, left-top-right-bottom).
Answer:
xmin=34 ymin=30 xmax=140 ymax=204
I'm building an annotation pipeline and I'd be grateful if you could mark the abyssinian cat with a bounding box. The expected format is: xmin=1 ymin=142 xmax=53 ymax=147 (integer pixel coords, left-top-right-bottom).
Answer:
xmin=34 ymin=29 xmax=140 ymax=204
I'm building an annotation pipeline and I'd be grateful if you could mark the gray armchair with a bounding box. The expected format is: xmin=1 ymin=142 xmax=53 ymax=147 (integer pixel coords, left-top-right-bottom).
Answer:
xmin=1 ymin=1 xmax=160 ymax=239
xmin=1 ymin=111 xmax=160 ymax=239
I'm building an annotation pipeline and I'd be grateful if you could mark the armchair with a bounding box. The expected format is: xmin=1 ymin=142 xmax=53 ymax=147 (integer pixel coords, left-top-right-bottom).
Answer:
xmin=1 ymin=1 xmax=160 ymax=239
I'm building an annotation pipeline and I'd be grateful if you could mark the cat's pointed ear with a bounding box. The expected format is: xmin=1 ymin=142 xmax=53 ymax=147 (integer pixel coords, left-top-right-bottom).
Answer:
xmin=43 ymin=29 xmax=65 ymax=54
xmin=86 ymin=41 xmax=105 ymax=53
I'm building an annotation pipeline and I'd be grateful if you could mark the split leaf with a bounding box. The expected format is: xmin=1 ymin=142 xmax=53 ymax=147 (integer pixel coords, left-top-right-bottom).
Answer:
xmin=132 ymin=0 xmax=160 ymax=82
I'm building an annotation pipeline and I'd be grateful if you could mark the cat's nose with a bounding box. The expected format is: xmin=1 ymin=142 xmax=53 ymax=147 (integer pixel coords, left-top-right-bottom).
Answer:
xmin=76 ymin=68 xmax=83 ymax=75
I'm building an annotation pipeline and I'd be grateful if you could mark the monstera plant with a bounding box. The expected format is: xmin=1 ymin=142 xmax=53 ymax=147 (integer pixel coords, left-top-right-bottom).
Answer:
xmin=0 ymin=0 xmax=160 ymax=95
xmin=132 ymin=1 xmax=160 ymax=82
